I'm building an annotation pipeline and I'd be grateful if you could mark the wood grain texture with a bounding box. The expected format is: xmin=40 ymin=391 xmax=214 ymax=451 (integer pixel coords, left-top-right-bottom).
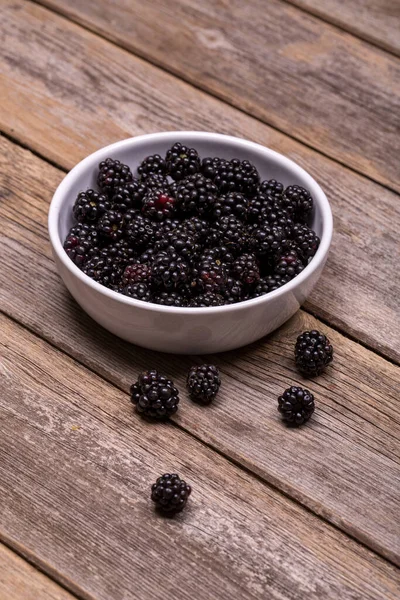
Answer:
xmin=31 ymin=0 xmax=400 ymax=190
xmin=1 ymin=313 xmax=400 ymax=600
xmin=0 ymin=137 xmax=399 ymax=565
xmin=0 ymin=544 xmax=77 ymax=600
xmin=1 ymin=3 xmax=400 ymax=363
xmin=285 ymin=0 xmax=400 ymax=56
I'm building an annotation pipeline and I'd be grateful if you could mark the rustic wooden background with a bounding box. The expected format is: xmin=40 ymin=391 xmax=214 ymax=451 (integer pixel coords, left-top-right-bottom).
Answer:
xmin=0 ymin=1 xmax=399 ymax=598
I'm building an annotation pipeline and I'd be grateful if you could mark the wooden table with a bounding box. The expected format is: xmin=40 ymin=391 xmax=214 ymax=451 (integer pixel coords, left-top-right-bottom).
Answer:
xmin=1 ymin=1 xmax=399 ymax=598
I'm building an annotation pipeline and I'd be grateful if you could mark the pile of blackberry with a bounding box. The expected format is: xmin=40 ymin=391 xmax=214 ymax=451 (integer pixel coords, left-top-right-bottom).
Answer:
xmin=64 ymin=143 xmax=320 ymax=306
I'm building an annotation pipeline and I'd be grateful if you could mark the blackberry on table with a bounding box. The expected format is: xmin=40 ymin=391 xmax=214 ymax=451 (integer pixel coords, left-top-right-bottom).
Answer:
xmin=153 ymin=291 xmax=188 ymax=307
xmin=112 ymin=180 xmax=146 ymax=213
xmin=142 ymin=189 xmax=177 ymax=221
xmin=176 ymin=173 xmax=217 ymax=216
xmin=151 ymin=473 xmax=191 ymax=515
xmin=187 ymin=364 xmax=221 ymax=404
xmin=137 ymin=154 xmax=166 ymax=180
xmin=166 ymin=142 xmax=201 ymax=181
xmin=153 ymin=250 xmax=190 ymax=288
xmin=130 ymin=370 xmax=179 ymax=420
xmin=97 ymin=158 xmax=133 ymax=196
xmin=278 ymin=386 xmax=315 ymax=425
xmin=290 ymin=224 xmax=320 ymax=260
xmin=189 ymin=293 xmax=225 ymax=307
xmin=284 ymin=185 xmax=313 ymax=223
xmin=254 ymin=273 xmax=290 ymax=296
xmin=295 ymin=330 xmax=333 ymax=376
xmin=73 ymin=189 xmax=111 ymax=223
xmin=97 ymin=210 xmax=124 ymax=242
xmin=232 ymin=253 xmax=260 ymax=285
xmin=122 ymin=261 xmax=152 ymax=285
xmin=275 ymin=249 xmax=304 ymax=279
xmin=121 ymin=282 xmax=152 ymax=301
xmin=63 ymin=223 xmax=100 ymax=267
xmin=125 ymin=214 xmax=156 ymax=250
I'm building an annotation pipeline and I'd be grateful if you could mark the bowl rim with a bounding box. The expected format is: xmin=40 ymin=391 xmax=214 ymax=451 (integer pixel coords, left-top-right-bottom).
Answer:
xmin=48 ymin=131 xmax=333 ymax=314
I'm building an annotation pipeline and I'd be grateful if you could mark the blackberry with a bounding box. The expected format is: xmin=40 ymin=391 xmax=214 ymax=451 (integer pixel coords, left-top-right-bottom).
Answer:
xmin=121 ymin=282 xmax=151 ymax=301
xmin=187 ymin=364 xmax=221 ymax=404
xmin=154 ymin=230 xmax=200 ymax=263
xmin=153 ymin=251 xmax=190 ymax=288
xmin=290 ymin=224 xmax=320 ymax=261
xmin=202 ymin=157 xmax=259 ymax=197
xmin=97 ymin=158 xmax=133 ymax=196
xmin=101 ymin=239 xmax=136 ymax=267
xmin=203 ymin=245 xmax=235 ymax=265
xmin=125 ymin=214 xmax=156 ymax=250
xmin=212 ymin=191 xmax=248 ymax=220
xmin=189 ymin=293 xmax=225 ymax=307
xmin=139 ymin=247 xmax=156 ymax=265
xmin=249 ymin=194 xmax=294 ymax=234
xmin=130 ymin=370 xmax=179 ymax=419
xmin=153 ymin=291 xmax=188 ymax=307
xmin=166 ymin=142 xmax=201 ymax=181
xmin=275 ymin=250 xmax=304 ymax=279
xmin=63 ymin=223 xmax=100 ymax=267
xmin=112 ymin=180 xmax=146 ymax=213
xmin=176 ymin=173 xmax=217 ymax=215
xmin=145 ymin=174 xmax=170 ymax=192
xmin=284 ymin=185 xmax=313 ymax=223
xmin=97 ymin=210 xmax=124 ymax=241
xmin=73 ymin=189 xmax=111 ymax=223
xmin=259 ymin=179 xmax=284 ymax=197
xmin=122 ymin=261 xmax=152 ymax=285
xmin=83 ymin=252 xmax=123 ymax=288
xmin=254 ymin=274 xmax=290 ymax=296
xmin=192 ymin=252 xmax=228 ymax=294
xmin=142 ymin=189 xmax=176 ymax=221
xmin=232 ymin=253 xmax=260 ymax=285
xmin=179 ymin=217 xmax=209 ymax=242
xmin=213 ymin=215 xmax=248 ymax=255
xmin=151 ymin=473 xmax=191 ymax=515
xmin=249 ymin=224 xmax=288 ymax=259
xmin=137 ymin=154 xmax=166 ymax=180
xmin=169 ymin=180 xmax=179 ymax=198
xmin=295 ymin=330 xmax=333 ymax=376
xmin=223 ymin=277 xmax=245 ymax=304
xmin=278 ymin=386 xmax=315 ymax=425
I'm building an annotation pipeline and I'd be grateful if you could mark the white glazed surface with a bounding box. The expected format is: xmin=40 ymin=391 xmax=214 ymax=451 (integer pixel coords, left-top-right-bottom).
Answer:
xmin=48 ymin=132 xmax=332 ymax=354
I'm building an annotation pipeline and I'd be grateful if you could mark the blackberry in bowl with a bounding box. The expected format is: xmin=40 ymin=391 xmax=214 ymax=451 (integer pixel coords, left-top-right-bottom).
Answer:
xmin=49 ymin=132 xmax=332 ymax=353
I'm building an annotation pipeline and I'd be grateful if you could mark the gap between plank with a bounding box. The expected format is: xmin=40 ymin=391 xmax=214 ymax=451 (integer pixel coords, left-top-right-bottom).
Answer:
xmin=2 ymin=308 xmax=399 ymax=570
xmin=27 ymin=0 xmax=400 ymax=197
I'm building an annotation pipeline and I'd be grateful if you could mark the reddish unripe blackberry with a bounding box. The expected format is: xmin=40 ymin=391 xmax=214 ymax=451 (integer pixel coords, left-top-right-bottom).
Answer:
xmin=151 ymin=473 xmax=191 ymax=515
xmin=63 ymin=223 xmax=100 ymax=267
xmin=122 ymin=261 xmax=152 ymax=285
xmin=232 ymin=253 xmax=260 ymax=285
xmin=121 ymin=283 xmax=151 ymax=301
xmin=187 ymin=364 xmax=221 ymax=404
xmin=152 ymin=251 xmax=190 ymax=288
xmin=97 ymin=158 xmax=133 ymax=196
xmin=125 ymin=214 xmax=156 ymax=250
xmin=142 ymin=189 xmax=177 ymax=221
xmin=284 ymin=185 xmax=313 ymax=223
xmin=112 ymin=180 xmax=146 ymax=212
xmin=295 ymin=330 xmax=333 ymax=376
xmin=166 ymin=142 xmax=201 ymax=180
xmin=290 ymin=224 xmax=320 ymax=260
xmin=137 ymin=154 xmax=166 ymax=180
xmin=278 ymin=386 xmax=315 ymax=425
xmin=130 ymin=370 xmax=179 ymax=420
xmin=188 ymin=293 xmax=225 ymax=307
xmin=73 ymin=189 xmax=111 ymax=223
xmin=153 ymin=291 xmax=188 ymax=307
xmin=97 ymin=210 xmax=124 ymax=241
xmin=275 ymin=249 xmax=304 ymax=279
xmin=176 ymin=173 xmax=217 ymax=215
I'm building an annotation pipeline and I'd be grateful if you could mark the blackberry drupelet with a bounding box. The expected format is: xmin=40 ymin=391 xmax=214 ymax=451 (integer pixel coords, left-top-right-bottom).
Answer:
xmin=97 ymin=158 xmax=133 ymax=196
xmin=189 ymin=293 xmax=225 ymax=307
xmin=138 ymin=247 xmax=156 ymax=265
xmin=176 ymin=173 xmax=217 ymax=215
xmin=284 ymin=185 xmax=313 ymax=223
xmin=63 ymin=223 xmax=100 ymax=267
xmin=213 ymin=215 xmax=248 ymax=255
xmin=166 ymin=142 xmax=201 ymax=180
xmin=137 ymin=154 xmax=166 ymax=180
xmin=290 ymin=224 xmax=320 ymax=260
xmin=154 ymin=229 xmax=200 ymax=263
xmin=278 ymin=386 xmax=315 ymax=425
xmin=73 ymin=189 xmax=111 ymax=223
xmin=259 ymin=179 xmax=284 ymax=197
xmin=153 ymin=291 xmax=188 ymax=307
xmin=212 ymin=192 xmax=248 ymax=220
xmin=142 ymin=189 xmax=176 ymax=221
xmin=151 ymin=473 xmax=191 ymax=515
xmin=202 ymin=157 xmax=259 ymax=197
xmin=295 ymin=330 xmax=333 ymax=376
xmin=112 ymin=180 xmax=146 ymax=213
xmin=97 ymin=210 xmax=124 ymax=241
xmin=125 ymin=213 xmax=156 ymax=250
xmin=275 ymin=249 xmax=304 ymax=279
xmin=130 ymin=370 xmax=180 ymax=420
xmin=254 ymin=273 xmax=290 ymax=296
xmin=121 ymin=282 xmax=151 ymax=301
xmin=152 ymin=250 xmax=190 ymax=288
xmin=232 ymin=253 xmax=260 ymax=285
xmin=122 ymin=261 xmax=152 ymax=285
xmin=249 ymin=224 xmax=288 ymax=259
xmin=187 ymin=364 xmax=221 ymax=404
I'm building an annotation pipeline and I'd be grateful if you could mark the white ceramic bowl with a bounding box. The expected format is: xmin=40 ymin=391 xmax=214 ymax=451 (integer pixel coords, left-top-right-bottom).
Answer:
xmin=49 ymin=132 xmax=332 ymax=354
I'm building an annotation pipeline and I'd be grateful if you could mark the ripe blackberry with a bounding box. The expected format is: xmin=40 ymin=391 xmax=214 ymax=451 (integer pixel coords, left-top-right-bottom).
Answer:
xmin=202 ymin=157 xmax=259 ymax=197
xmin=112 ymin=180 xmax=146 ymax=213
xmin=203 ymin=245 xmax=235 ymax=265
xmin=254 ymin=274 xmax=290 ymax=296
xmin=169 ymin=180 xmax=179 ymax=198
xmin=187 ymin=364 xmax=221 ymax=404
xmin=153 ymin=291 xmax=188 ymax=307
xmin=295 ymin=330 xmax=333 ymax=376
xmin=179 ymin=216 xmax=209 ymax=242
xmin=145 ymin=174 xmax=170 ymax=192
xmin=275 ymin=250 xmax=304 ymax=279
xmin=290 ymin=224 xmax=320 ymax=260
xmin=125 ymin=214 xmax=156 ymax=250
xmin=137 ymin=154 xmax=166 ymax=180
xmin=97 ymin=210 xmax=124 ymax=241
xmin=213 ymin=215 xmax=248 ymax=255
xmin=153 ymin=251 xmax=190 ymax=288
xmin=250 ymin=224 xmax=288 ymax=259
xmin=122 ymin=261 xmax=152 ymax=285
xmin=142 ymin=189 xmax=176 ymax=221
xmin=192 ymin=252 xmax=228 ymax=294
xmin=97 ymin=158 xmax=133 ymax=196
xmin=138 ymin=247 xmax=156 ymax=265
xmin=63 ymin=223 xmax=100 ymax=267
xmin=284 ymin=185 xmax=313 ymax=223
xmin=176 ymin=173 xmax=217 ymax=215
xmin=73 ymin=189 xmax=111 ymax=223
xmin=223 ymin=277 xmax=245 ymax=304
xmin=212 ymin=192 xmax=248 ymax=220
xmin=101 ymin=239 xmax=136 ymax=268
xmin=83 ymin=252 xmax=123 ymax=288
xmin=154 ymin=230 xmax=200 ymax=263
xmin=189 ymin=293 xmax=225 ymax=307
xmin=121 ymin=283 xmax=151 ymax=301
xmin=232 ymin=253 xmax=260 ymax=285
xmin=259 ymin=179 xmax=284 ymax=197
xmin=151 ymin=473 xmax=191 ymax=515
xmin=278 ymin=386 xmax=315 ymax=425
xmin=166 ymin=142 xmax=201 ymax=180
xmin=130 ymin=370 xmax=179 ymax=419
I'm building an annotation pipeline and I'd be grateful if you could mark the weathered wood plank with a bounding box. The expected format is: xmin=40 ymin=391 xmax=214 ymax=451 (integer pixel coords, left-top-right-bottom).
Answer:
xmin=1 ymin=312 xmax=400 ymax=600
xmin=0 ymin=137 xmax=399 ymax=565
xmin=30 ymin=0 xmax=400 ymax=190
xmin=286 ymin=0 xmax=400 ymax=56
xmin=0 ymin=544 xmax=77 ymax=600
xmin=1 ymin=3 xmax=399 ymax=362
